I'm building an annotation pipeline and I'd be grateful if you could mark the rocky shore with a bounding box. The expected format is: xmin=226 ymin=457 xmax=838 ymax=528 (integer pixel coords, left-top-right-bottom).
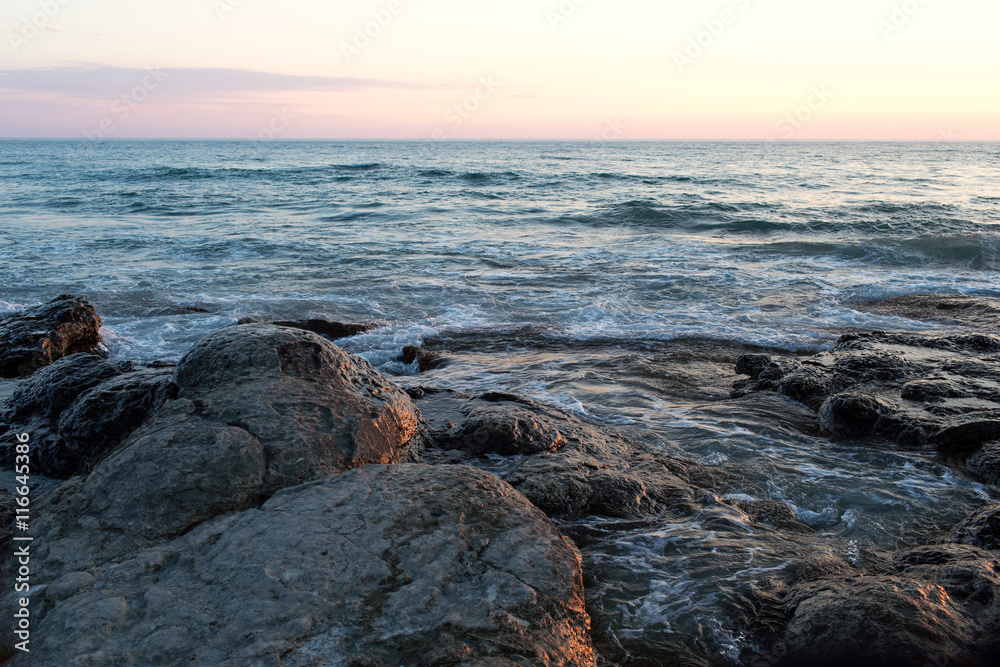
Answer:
xmin=2 ymin=295 xmax=999 ymax=666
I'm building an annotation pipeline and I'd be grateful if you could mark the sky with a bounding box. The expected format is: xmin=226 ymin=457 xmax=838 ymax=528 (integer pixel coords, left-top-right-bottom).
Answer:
xmin=0 ymin=0 xmax=997 ymax=140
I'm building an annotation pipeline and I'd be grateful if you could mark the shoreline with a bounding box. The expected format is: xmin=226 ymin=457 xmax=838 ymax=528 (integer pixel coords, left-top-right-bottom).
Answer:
xmin=1 ymin=294 xmax=998 ymax=665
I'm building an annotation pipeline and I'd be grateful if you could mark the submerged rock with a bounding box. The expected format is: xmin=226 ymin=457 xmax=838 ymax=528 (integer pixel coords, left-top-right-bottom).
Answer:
xmin=18 ymin=465 xmax=597 ymax=666
xmin=397 ymin=345 xmax=447 ymax=372
xmin=0 ymin=295 xmax=103 ymax=378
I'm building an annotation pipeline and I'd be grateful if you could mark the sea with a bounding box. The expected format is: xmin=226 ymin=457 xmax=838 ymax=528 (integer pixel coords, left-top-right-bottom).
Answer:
xmin=2 ymin=139 xmax=998 ymax=662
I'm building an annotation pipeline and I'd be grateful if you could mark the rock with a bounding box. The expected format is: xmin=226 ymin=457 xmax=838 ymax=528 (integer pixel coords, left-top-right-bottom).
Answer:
xmin=735 ymin=354 xmax=773 ymax=379
xmin=951 ymin=504 xmax=1000 ymax=551
xmin=0 ymin=356 xmax=177 ymax=478
xmin=20 ymin=465 xmax=597 ymax=666
xmin=936 ymin=417 xmax=1000 ymax=452
xmin=968 ymin=443 xmax=1000 ymax=485
xmin=892 ymin=543 xmax=997 ymax=570
xmin=781 ymin=576 xmax=980 ymax=667
xmin=172 ymin=323 xmax=420 ymax=492
xmin=397 ymin=345 xmax=447 ymax=372
xmin=863 ymin=294 xmax=1000 ymax=331
xmin=79 ymin=400 xmax=267 ymax=540
xmin=56 ymin=368 xmax=177 ymax=472
xmin=0 ymin=354 xmax=122 ymax=475
xmin=238 ymin=317 xmax=375 ymax=340
xmin=414 ymin=390 xmax=697 ymax=520
xmin=441 ymin=399 xmax=568 ymax=456
xmin=0 ymin=295 xmax=103 ymax=378
xmin=777 ymin=366 xmax=834 ymax=410
xmin=733 ymin=499 xmax=812 ymax=532
xmin=834 ymin=350 xmax=911 ymax=384
xmin=732 ymin=330 xmax=1000 ymax=467
xmin=818 ymin=392 xmax=898 ymax=439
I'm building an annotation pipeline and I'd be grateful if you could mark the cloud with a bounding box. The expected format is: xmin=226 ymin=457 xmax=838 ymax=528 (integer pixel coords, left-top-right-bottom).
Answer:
xmin=0 ymin=65 xmax=447 ymax=98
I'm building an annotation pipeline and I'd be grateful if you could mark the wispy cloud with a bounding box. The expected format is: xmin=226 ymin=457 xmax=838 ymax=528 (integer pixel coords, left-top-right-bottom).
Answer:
xmin=0 ymin=65 xmax=447 ymax=98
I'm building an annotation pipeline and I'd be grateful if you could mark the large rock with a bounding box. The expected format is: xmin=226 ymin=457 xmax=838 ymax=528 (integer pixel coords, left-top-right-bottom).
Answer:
xmin=781 ymin=576 xmax=981 ymax=667
xmin=0 ymin=295 xmax=103 ymax=378
xmin=19 ymin=465 xmax=596 ymax=666
xmin=172 ymin=324 xmax=420 ymax=492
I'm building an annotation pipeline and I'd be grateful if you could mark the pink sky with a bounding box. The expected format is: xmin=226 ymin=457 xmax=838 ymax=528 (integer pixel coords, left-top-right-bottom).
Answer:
xmin=1 ymin=0 xmax=997 ymax=140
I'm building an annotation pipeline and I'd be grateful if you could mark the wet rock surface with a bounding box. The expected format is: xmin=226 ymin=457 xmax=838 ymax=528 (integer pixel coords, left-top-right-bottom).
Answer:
xmin=863 ymin=294 xmax=1000 ymax=331
xmin=0 ymin=295 xmax=104 ymax=378
xmin=733 ymin=330 xmax=1000 ymax=479
xmin=413 ymin=388 xmax=698 ymax=520
xmin=17 ymin=465 xmax=596 ymax=666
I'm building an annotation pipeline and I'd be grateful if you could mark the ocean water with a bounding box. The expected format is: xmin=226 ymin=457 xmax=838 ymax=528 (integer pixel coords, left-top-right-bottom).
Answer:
xmin=2 ymin=140 xmax=999 ymax=662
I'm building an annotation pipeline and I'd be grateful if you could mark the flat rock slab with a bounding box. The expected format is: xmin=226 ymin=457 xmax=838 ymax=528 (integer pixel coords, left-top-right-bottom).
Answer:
xmin=20 ymin=464 xmax=596 ymax=667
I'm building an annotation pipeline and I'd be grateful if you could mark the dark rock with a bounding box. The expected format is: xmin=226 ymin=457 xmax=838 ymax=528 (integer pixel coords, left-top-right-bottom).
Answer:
xmin=901 ymin=378 xmax=967 ymax=402
xmin=951 ymin=504 xmax=1000 ymax=551
xmin=0 ymin=355 xmax=178 ymax=478
xmin=968 ymin=443 xmax=1000 ymax=485
xmin=892 ymin=543 xmax=997 ymax=570
xmin=173 ymin=323 xmax=420 ymax=492
xmin=781 ymin=576 xmax=979 ymax=667
xmin=834 ymin=350 xmax=911 ymax=384
xmin=733 ymin=499 xmax=812 ymax=532
xmin=862 ymin=294 xmax=1000 ymax=330
xmin=414 ymin=390 xmax=697 ymax=520
xmin=4 ymin=353 xmax=121 ymax=422
xmin=0 ymin=354 xmax=122 ymax=475
xmin=442 ymin=401 xmax=568 ymax=457
xmin=735 ymin=354 xmax=773 ymax=379
xmin=777 ymin=366 xmax=834 ymax=410
xmin=20 ymin=465 xmax=597 ymax=666
xmin=936 ymin=417 xmax=1000 ymax=452
xmin=818 ymin=392 xmax=898 ymax=439
xmin=0 ymin=295 xmax=103 ymax=378
xmin=55 ymin=368 xmax=178 ymax=476
xmin=397 ymin=345 xmax=447 ymax=372
xmin=79 ymin=400 xmax=267 ymax=540
xmin=238 ymin=316 xmax=375 ymax=340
